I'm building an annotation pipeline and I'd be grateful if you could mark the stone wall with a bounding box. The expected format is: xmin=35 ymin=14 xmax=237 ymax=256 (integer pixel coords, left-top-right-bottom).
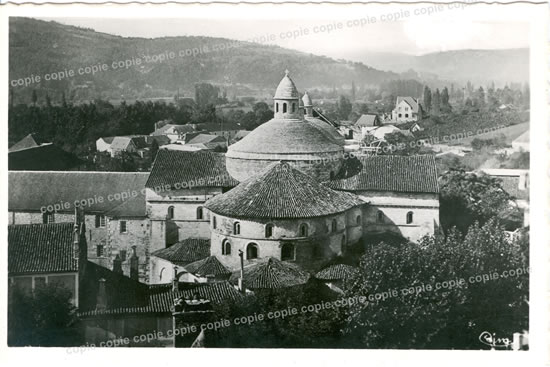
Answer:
xmin=358 ymin=191 xmax=440 ymax=242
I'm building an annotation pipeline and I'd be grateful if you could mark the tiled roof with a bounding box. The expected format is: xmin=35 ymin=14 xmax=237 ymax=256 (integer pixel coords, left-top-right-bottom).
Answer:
xmin=183 ymin=256 xmax=232 ymax=277
xmin=146 ymin=150 xmax=238 ymax=189
xmin=205 ymin=162 xmax=365 ymax=219
xmin=79 ymin=281 xmax=243 ymax=317
xmin=8 ymin=223 xmax=77 ymax=275
xmin=305 ymin=117 xmax=345 ymax=146
xmin=9 ymin=171 xmax=148 ymax=216
xmin=356 ymin=114 xmax=379 ymax=127
xmin=229 ymin=257 xmax=310 ymax=289
xmin=228 ymin=118 xmax=342 ymax=155
xmin=187 ymin=134 xmax=226 ymax=145
xmin=274 ymin=71 xmax=300 ymax=99
xmin=315 ymin=264 xmax=360 ymax=281
xmin=151 ymin=239 xmax=210 ymax=266
xmin=9 ymin=144 xmax=84 ymax=171
xmin=327 ymin=155 xmax=439 ymax=194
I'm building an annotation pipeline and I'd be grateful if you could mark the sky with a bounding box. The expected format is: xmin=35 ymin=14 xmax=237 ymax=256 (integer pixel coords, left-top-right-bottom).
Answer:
xmin=44 ymin=17 xmax=529 ymax=60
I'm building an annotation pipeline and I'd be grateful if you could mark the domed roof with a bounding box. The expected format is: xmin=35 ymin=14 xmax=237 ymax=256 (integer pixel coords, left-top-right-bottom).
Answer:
xmin=274 ymin=70 xmax=299 ymax=100
xmin=228 ymin=118 xmax=342 ymax=155
xmin=205 ymin=162 xmax=364 ymax=219
xmin=302 ymin=91 xmax=312 ymax=106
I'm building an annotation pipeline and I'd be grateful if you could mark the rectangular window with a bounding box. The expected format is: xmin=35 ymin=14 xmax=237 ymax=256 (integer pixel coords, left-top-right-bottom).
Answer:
xmin=120 ymin=221 xmax=127 ymax=233
xmin=96 ymin=244 xmax=104 ymax=257
xmin=120 ymin=249 xmax=127 ymax=262
xmin=95 ymin=214 xmax=106 ymax=228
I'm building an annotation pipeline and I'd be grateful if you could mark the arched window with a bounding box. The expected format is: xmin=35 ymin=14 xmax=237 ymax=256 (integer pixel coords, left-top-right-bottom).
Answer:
xmin=406 ymin=211 xmax=414 ymax=224
xmin=276 ymin=103 xmax=279 ymax=113
xmin=265 ymin=223 xmax=274 ymax=238
xmin=356 ymin=215 xmax=361 ymax=225
xmin=196 ymin=207 xmax=203 ymax=220
xmin=234 ymin=222 xmax=240 ymax=235
xmin=42 ymin=212 xmax=55 ymax=224
xmin=331 ymin=219 xmax=337 ymax=232
xmin=222 ymin=239 xmax=231 ymax=255
xmin=246 ymin=243 xmax=259 ymax=259
xmin=159 ymin=267 xmax=165 ymax=281
xmin=377 ymin=211 xmax=384 ymax=223
xmin=291 ymin=103 xmax=295 ymax=113
xmin=299 ymin=223 xmax=309 ymax=237
xmin=283 ymin=103 xmax=287 ymax=113
xmin=281 ymin=243 xmax=295 ymax=261
xmin=167 ymin=206 xmax=174 ymax=220
xmin=212 ymin=216 xmax=217 ymax=229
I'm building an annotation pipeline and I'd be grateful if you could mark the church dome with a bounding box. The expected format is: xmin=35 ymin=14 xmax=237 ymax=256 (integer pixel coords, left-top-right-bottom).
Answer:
xmin=274 ymin=70 xmax=299 ymax=100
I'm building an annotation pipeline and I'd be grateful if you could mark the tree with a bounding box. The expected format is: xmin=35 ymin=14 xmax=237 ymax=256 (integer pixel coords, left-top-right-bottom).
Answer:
xmin=475 ymin=87 xmax=486 ymax=109
xmin=194 ymin=83 xmax=220 ymax=109
xmin=337 ymin=95 xmax=352 ymax=120
xmin=343 ymin=219 xmax=528 ymax=349
xmin=439 ymin=169 xmax=523 ymax=233
xmin=8 ymin=282 xmax=82 ymax=346
xmin=432 ymin=89 xmax=441 ymax=115
xmin=440 ymin=87 xmax=451 ymax=113
xmin=351 ymin=81 xmax=356 ymax=101
xmin=423 ymin=86 xmax=432 ymax=113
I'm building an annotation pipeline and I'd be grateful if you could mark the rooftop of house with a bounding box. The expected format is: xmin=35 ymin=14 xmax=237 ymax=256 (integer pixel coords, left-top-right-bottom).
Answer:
xmin=195 ymin=122 xmax=242 ymax=132
xmin=513 ymin=130 xmax=530 ymax=144
xmin=183 ymin=256 xmax=232 ymax=278
xmin=315 ymin=264 xmax=360 ymax=281
xmin=205 ymin=162 xmax=365 ymax=220
xmin=186 ymin=133 xmax=226 ymax=145
xmin=151 ymin=238 xmax=211 ymax=266
xmin=8 ymin=222 xmax=78 ymax=275
xmin=146 ymin=150 xmax=238 ymax=189
xmin=79 ymin=279 xmax=243 ymax=317
xmin=8 ymin=144 xmax=85 ymax=171
xmin=9 ymin=133 xmax=49 ymax=152
xmin=9 ymin=171 xmax=148 ymax=216
xmin=355 ymin=114 xmax=379 ymax=127
xmin=229 ymin=257 xmax=310 ymax=289
xmin=326 ymin=155 xmax=440 ymax=194
xmin=151 ymin=124 xmax=197 ymax=136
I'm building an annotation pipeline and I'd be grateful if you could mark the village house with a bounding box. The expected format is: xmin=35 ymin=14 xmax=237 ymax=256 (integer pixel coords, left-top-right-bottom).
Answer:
xmin=96 ymin=135 xmax=170 ymax=158
xmin=145 ymin=150 xmax=239 ymax=252
xmin=326 ymin=155 xmax=440 ymax=242
xmin=8 ymin=171 xmax=151 ymax=282
xmin=391 ymin=96 xmax=422 ymax=123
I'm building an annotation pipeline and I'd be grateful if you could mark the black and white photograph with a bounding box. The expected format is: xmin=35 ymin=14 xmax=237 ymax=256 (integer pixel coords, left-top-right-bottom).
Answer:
xmin=1 ymin=1 xmax=547 ymax=365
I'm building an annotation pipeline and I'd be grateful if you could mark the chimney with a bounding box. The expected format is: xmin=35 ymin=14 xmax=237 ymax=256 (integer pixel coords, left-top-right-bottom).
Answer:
xmin=97 ymin=278 xmax=107 ymax=310
xmin=130 ymin=245 xmax=139 ymax=281
xmin=73 ymin=206 xmax=85 ymax=262
xmin=113 ymin=254 xmax=123 ymax=274
xmin=172 ymin=266 xmax=179 ymax=292
xmin=238 ymin=249 xmax=245 ymax=293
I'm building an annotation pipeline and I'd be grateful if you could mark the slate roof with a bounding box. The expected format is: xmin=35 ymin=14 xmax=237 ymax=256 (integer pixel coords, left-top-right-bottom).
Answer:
xmin=205 ymin=162 xmax=365 ymax=219
xmin=327 ymin=155 xmax=439 ymax=194
xmin=274 ymin=71 xmax=300 ymax=99
xmin=229 ymin=257 xmax=310 ymax=289
xmin=315 ymin=264 xmax=360 ymax=281
xmin=79 ymin=281 xmax=243 ymax=317
xmin=187 ymin=134 xmax=226 ymax=145
xmin=396 ymin=96 xmax=420 ymax=113
xmin=151 ymin=239 xmax=210 ymax=266
xmin=355 ymin=114 xmax=380 ymax=127
xmin=9 ymin=171 xmax=148 ymax=216
xmin=9 ymin=144 xmax=84 ymax=171
xmin=8 ymin=223 xmax=77 ymax=275
xmin=227 ymin=118 xmax=342 ymax=155
xmin=183 ymin=256 xmax=232 ymax=277
xmin=146 ymin=150 xmax=238 ymax=189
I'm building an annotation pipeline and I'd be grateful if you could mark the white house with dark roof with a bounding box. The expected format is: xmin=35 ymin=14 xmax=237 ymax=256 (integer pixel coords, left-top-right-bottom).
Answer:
xmin=392 ymin=96 xmax=422 ymax=123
